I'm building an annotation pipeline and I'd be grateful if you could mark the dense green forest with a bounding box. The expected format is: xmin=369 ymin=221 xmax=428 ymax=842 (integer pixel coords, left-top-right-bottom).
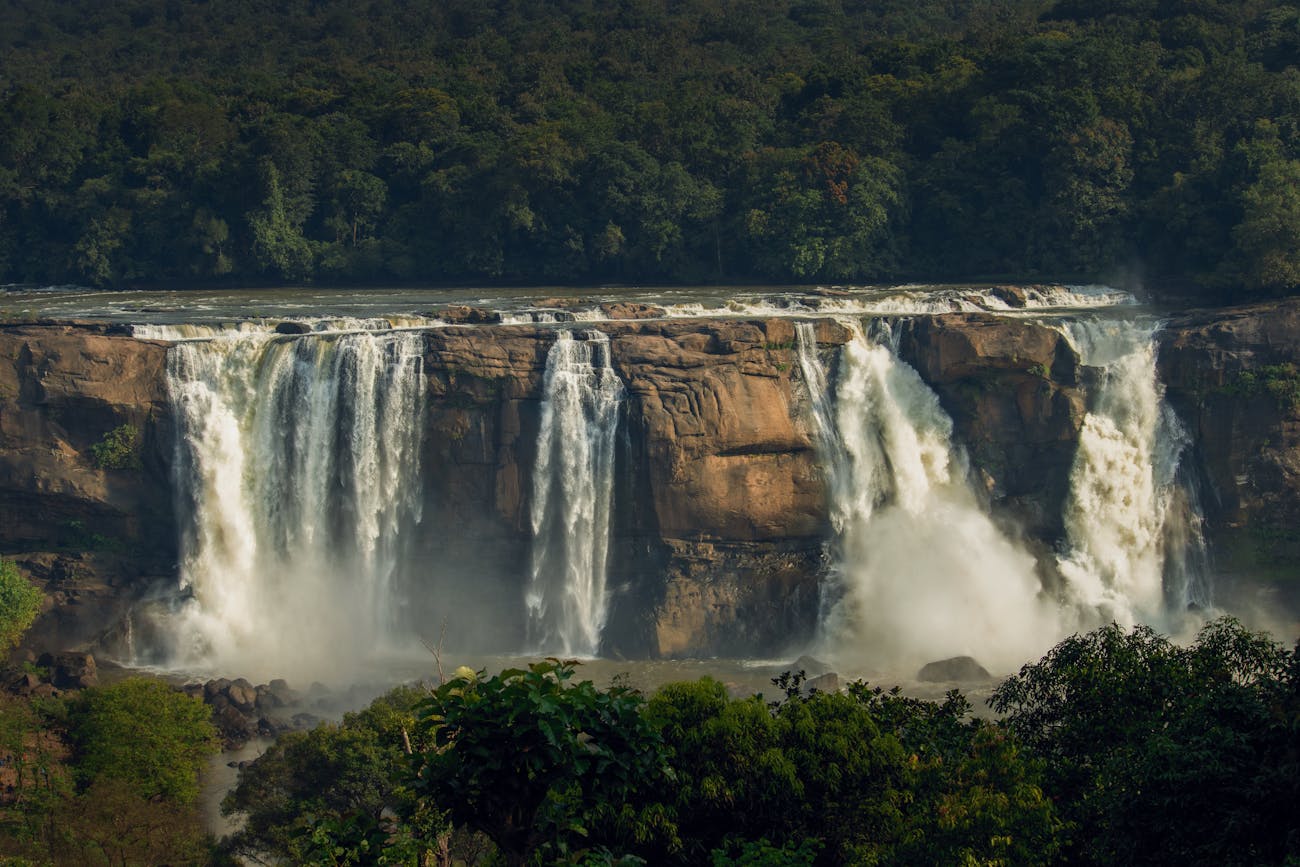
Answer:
xmin=1 ymin=0 xmax=1298 ymax=299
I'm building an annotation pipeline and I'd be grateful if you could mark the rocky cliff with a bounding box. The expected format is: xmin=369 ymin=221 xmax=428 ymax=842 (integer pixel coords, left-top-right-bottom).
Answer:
xmin=4 ymin=302 xmax=1297 ymax=664
xmin=1158 ymin=300 xmax=1300 ymax=594
xmin=0 ymin=321 xmax=176 ymax=652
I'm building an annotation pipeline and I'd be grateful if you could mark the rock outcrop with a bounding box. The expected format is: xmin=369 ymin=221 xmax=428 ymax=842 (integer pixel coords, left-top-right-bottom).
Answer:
xmin=1159 ymin=300 xmax=1300 ymax=588
xmin=897 ymin=314 xmax=1086 ymax=540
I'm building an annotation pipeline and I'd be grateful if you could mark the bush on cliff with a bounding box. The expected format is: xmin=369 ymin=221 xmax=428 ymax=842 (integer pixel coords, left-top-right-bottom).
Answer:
xmin=0 ymin=558 xmax=42 ymax=652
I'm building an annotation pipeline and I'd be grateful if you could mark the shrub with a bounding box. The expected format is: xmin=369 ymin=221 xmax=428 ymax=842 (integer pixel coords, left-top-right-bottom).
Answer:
xmin=89 ymin=424 xmax=142 ymax=470
xmin=0 ymin=559 xmax=42 ymax=652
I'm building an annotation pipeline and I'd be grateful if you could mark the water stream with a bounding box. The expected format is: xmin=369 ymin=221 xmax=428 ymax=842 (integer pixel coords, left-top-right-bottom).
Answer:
xmin=526 ymin=331 xmax=625 ymax=657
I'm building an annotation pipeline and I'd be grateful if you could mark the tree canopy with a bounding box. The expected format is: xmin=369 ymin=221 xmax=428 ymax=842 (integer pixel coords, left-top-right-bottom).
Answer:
xmin=0 ymin=0 xmax=1298 ymax=300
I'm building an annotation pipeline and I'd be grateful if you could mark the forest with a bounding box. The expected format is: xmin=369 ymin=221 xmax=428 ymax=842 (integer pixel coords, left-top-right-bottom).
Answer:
xmin=1 ymin=0 xmax=1299 ymax=300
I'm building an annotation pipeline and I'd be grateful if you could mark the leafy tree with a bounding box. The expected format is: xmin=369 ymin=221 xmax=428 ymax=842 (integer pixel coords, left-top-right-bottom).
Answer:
xmin=413 ymin=660 xmax=669 ymax=866
xmin=991 ymin=618 xmax=1300 ymax=866
xmin=1232 ymin=158 xmax=1300 ymax=293
xmin=69 ymin=677 xmax=219 ymax=804
xmin=223 ymin=683 xmax=446 ymax=865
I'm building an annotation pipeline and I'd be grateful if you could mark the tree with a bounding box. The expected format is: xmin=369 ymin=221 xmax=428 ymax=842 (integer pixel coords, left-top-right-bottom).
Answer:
xmin=990 ymin=618 xmax=1300 ymax=866
xmin=223 ymin=683 xmax=446 ymax=865
xmin=0 ymin=558 xmax=42 ymax=653
xmin=413 ymin=660 xmax=669 ymax=866
xmin=1233 ymin=158 xmax=1300 ymax=294
xmin=69 ymin=678 xmax=218 ymax=804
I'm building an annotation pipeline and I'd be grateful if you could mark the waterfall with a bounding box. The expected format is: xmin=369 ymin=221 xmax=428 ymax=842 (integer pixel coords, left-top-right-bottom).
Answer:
xmin=526 ymin=330 xmax=625 ymax=656
xmin=161 ymin=328 xmax=426 ymax=682
xmin=1056 ymin=319 xmax=1212 ymax=626
xmin=795 ymin=322 xmax=1061 ymax=675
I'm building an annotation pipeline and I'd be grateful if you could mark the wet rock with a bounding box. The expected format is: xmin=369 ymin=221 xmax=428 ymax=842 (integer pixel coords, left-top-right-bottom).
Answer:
xmin=226 ymin=679 xmax=257 ymax=713
xmin=599 ymin=302 xmax=666 ymax=320
xmin=790 ymin=655 xmax=832 ymax=677
xmin=917 ymin=656 xmax=992 ymax=682
xmin=804 ymin=672 xmax=840 ymax=693
xmin=274 ymin=321 xmax=311 ymax=335
xmin=439 ymin=305 xmax=502 ymax=325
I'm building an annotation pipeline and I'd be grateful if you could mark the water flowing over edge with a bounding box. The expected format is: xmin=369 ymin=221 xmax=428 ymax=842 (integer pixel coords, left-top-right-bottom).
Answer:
xmin=525 ymin=330 xmax=625 ymax=657
xmin=795 ymin=321 xmax=1064 ymax=674
xmin=1054 ymin=318 xmax=1213 ymax=632
xmin=150 ymin=328 xmax=427 ymax=683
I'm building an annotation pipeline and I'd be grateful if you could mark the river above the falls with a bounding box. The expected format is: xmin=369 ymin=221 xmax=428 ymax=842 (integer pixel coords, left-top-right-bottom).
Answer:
xmin=1 ymin=281 xmax=1145 ymax=327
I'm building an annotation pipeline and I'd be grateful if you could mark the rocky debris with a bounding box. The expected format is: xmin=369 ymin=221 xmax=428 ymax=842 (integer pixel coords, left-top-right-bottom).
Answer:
xmin=42 ymin=651 xmax=98 ymax=689
xmin=189 ymin=677 xmax=308 ymax=748
xmin=917 ymin=656 xmax=992 ymax=682
xmin=438 ymin=305 xmax=502 ymax=325
xmin=599 ymin=302 xmax=666 ymax=320
xmin=4 ymin=651 xmax=98 ymax=696
xmin=274 ymin=321 xmax=311 ymax=335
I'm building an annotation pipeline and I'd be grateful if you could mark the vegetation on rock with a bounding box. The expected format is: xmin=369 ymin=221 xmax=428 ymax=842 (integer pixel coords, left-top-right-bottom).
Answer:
xmin=0 ymin=558 xmax=42 ymax=652
xmin=89 ymin=423 xmax=143 ymax=471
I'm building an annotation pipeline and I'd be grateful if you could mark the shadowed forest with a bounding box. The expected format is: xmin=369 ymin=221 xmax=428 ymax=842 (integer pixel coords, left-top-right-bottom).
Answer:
xmin=1 ymin=0 xmax=1299 ymax=299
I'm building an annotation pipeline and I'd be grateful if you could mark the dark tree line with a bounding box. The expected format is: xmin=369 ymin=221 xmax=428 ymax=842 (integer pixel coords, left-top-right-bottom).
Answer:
xmin=2 ymin=0 xmax=1299 ymax=301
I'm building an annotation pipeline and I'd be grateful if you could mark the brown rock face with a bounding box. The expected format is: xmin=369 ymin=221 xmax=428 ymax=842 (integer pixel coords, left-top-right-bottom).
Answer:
xmin=1159 ymin=300 xmax=1300 ymax=585
xmin=0 ymin=323 xmax=175 ymax=556
xmin=896 ymin=314 xmax=1085 ymax=539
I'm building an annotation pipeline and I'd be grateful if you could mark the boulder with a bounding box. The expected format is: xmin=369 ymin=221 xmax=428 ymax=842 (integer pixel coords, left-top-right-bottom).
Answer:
xmin=917 ymin=656 xmax=992 ymax=682
xmin=41 ymin=651 xmax=98 ymax=689
xmin=274 ymin=321 xmax=311 ymax=335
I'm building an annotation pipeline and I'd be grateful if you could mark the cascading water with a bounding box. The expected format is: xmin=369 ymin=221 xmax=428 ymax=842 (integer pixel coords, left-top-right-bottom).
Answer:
xmin=1056 ymin=318 xmax=1212 ymax=627
xmin=159 ymin=327 xmax=426 ymax=682
xmin=795 ymin=322 xmax=1062 ymax=675
xmin=526 ymin=330 xmax=625 ymax=656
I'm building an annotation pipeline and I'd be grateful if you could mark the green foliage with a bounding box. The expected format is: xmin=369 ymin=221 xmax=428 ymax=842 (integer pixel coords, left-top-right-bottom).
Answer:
xmin=0 ymin=691 xmax=215 ymax=866
xmin=414 ymin=660 xmax=668 ymax=865
xmin=223 ymin=683 xmax=446 ymax=865
xmin=89 ymin=423 xmax=142 ymax=470
xmin=69 ymin=678 xmax=219 ymax=804
xmin=631 ymin=674 xmax=1058 ymax=865
xmin=0 ymin=0 xmax=1298 ymax=294
xmin=0 ymin=558 xmax=42 ymax=652
xmin=1222 ymin=363 xmax=1300 ymax=411
xmin=991 ymin=618 xmax=1300 ymax=866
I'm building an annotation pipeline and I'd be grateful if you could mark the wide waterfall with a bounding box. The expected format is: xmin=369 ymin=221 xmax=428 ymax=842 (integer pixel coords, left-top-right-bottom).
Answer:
xmin=159 ymin=327 xmax=426 ymax=682
xmin=795 ymin=322 xmax=1063 ymax=674
xmin=526 ymin=331 xmax=625 ymax=656
xmin=1056 ymin=318 xmax=1211 ymax=629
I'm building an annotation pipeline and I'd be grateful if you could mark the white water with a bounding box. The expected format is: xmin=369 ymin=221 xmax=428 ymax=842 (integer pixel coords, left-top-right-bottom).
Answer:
xmin=159 ymin=329 xmax=426 ymax=682
xmin=1056 ymin=319 xmax=1211 ymax=629
xmin=795 ymin=323 xmax=1063 ymax=675
xmin=526 ymin=331 xmax=625 ymax=656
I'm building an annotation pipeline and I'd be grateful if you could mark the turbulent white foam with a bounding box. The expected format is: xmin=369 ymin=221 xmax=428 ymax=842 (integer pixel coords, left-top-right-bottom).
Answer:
xmin=1056 ymin=318 xmax=1211 ymax=628
xmin=526 ymin=331 xmax=625 ymax=656
xmin=795 ymin=323 xmax=1062 ymax=675
xmin=158 ymin=329 xmax=427 ymax=683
